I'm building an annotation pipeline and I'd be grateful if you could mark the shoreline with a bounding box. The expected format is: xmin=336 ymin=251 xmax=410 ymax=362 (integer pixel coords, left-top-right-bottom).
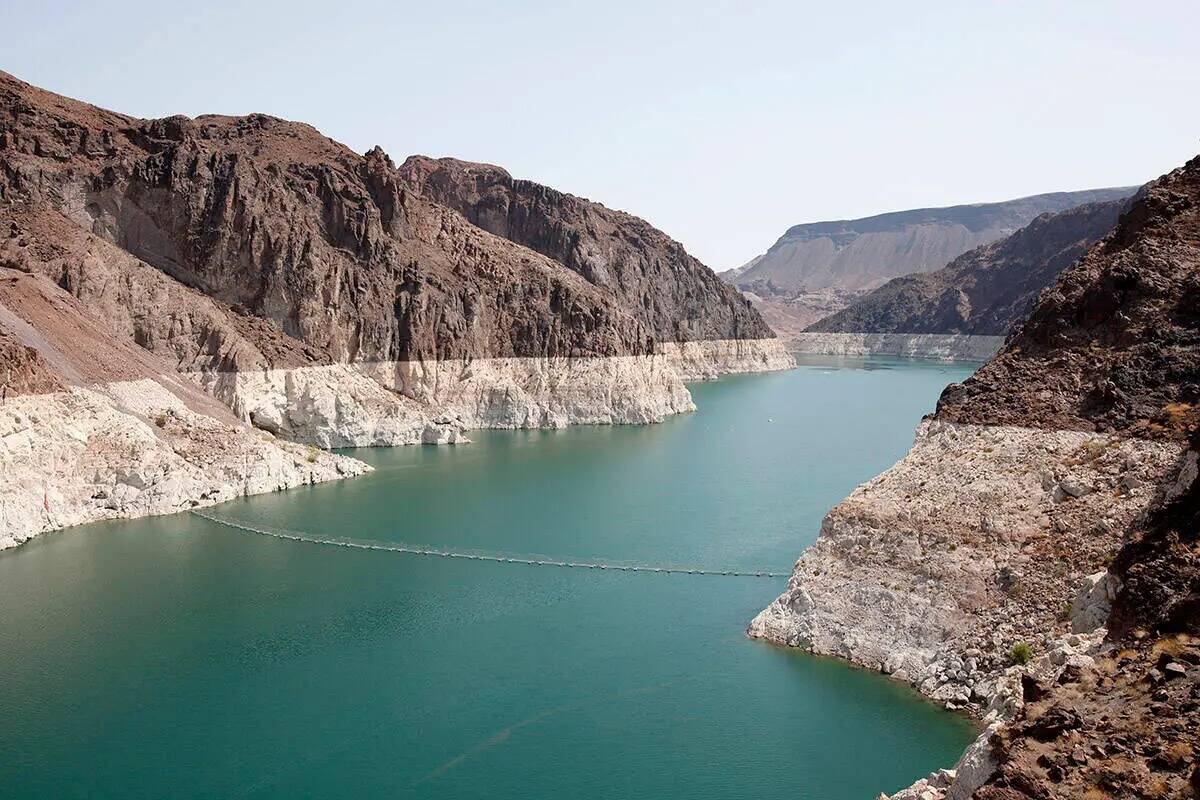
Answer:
xmin=787 ymin=332 xmax=1005 ymax=363
xmin=748 ymin=418 xmax=1186 ymax=798
xmin=0 ymin=340 xmax=794 ymax=549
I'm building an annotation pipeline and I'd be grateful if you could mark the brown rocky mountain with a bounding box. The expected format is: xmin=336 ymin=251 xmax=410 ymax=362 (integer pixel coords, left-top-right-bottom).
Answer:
xmin=753 ymin=155 xmax=1200 ymax=800
xmin=1 ymin=77 xmax=633 ymax=364
xmin=0 ymin=70 xmax=791 ymax=546
xmin=726 ymin=188 xmax=1134 ymax=340
xmin=730 ymin=188 xmax=1136 ymax=294
xmin=936 ymin=160 xmax=1200 ymax=436
xmin=0 ymin=70 xmax=776 ymax=365
xmin=808 ymin=197 xmax=1131 ymax=337
xmin=950 ymin=154 xmax=1200 ymax=800
xmin=397 ymin=156 xmax=771 ymax=343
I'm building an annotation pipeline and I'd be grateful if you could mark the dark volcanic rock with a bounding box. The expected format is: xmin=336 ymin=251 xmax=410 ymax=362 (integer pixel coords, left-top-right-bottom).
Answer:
xmin=1024 ymin=705 xmax=1082 ymax=742
xmin=808 ymin=198 xmax=1131 ymax=336
xmin=397 ymin=155 xmax=772 ymax=343
xmin=962 ymin=156 xmax=1200 ymax=800
xmin=937 ymin=156 xmax=1200 ymax=438
xmin=0 ymin=70 xmax=771 ymax=378
xmin=1110 ymin=427 xmax=1200 ymax=640
xmin=978 ymin=476 xmax=1200 ymax=800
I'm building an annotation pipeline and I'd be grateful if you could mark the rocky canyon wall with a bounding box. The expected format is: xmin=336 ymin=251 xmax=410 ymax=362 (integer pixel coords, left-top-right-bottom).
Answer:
xmin=0 ymin=70 xmax=792 ymax=545
xmin=751 ymin=155 xmax=1200 ymax=799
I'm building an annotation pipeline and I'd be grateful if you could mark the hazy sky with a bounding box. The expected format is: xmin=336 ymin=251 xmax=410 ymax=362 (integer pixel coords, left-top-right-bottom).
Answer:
xmin=3 ymin=1 xmax=1198 ymax=268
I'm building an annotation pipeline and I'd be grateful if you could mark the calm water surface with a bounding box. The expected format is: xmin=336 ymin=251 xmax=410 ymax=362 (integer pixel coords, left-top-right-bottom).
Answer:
xmin=0 ymin=356 xmax=979 ymax=799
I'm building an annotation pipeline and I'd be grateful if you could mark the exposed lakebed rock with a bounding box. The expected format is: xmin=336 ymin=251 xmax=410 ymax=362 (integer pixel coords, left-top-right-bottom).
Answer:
xmin=753 ymin=155 xmax=1200 ymax=798
xmin=749 ymin=420 xmax=1181 ymax=707
xmin=0 ymin=379 xmax=368 ymax=548
xmin=788 ymin=332 xmax=1004 ymax=362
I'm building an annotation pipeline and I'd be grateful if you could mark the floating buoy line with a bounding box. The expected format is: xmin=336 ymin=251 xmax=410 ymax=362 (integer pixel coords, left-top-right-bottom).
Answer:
xmin=190 ymin=510 xmax=789 ymax=579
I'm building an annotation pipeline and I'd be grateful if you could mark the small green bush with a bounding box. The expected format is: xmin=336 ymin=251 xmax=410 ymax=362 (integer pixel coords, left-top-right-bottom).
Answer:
xmin=1009 ymin=642 xmax=1034 ymax=666
xmin=154 ymin=413 xmax=168 ymax=428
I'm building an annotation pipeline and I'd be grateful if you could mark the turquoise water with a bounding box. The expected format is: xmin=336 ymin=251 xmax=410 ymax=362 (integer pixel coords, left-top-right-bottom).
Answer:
xmin=0 ymin=356 xmax=979 ymax=799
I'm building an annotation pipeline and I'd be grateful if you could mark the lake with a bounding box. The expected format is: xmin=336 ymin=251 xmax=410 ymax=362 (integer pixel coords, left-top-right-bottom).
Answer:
xmin=0 ymin=356 xmax=979 ymax=799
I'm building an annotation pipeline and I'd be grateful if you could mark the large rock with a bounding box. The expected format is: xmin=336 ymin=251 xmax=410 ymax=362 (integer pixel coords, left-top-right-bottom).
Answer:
xmin=1068 ymin=571 xmax=1121 ymax=634
xmin=749 ymin=419 xmax=1181 ymax=707
xmin=0 ymin=379 xmax=368 ymax=548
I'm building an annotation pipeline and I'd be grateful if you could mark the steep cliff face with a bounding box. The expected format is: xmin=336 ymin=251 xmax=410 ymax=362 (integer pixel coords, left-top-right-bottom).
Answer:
xmin=0 ymin=70 xmax=788 ymax=394
xmin=0 ymin=73 xmax=658 ymax=364
xmin=0 ymin=70 xmax=791 ymax=545
xmin=962 ymin=157 xmax=1200 ymax=800
xmin=936 ymin=161 xmax=1200 ymax=437
xmin=973 ymin=434 xmax=1200 ymax=799
xmin=751 ymin=156 xmax=1200 ymax=799
xmin=809 ymin=198 xmax=1131 ymax=337
xmin=396 ymin=155 xmax=773 ymax=343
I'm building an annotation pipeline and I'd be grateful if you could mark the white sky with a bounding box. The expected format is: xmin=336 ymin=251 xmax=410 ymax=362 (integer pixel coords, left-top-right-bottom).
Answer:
xmin=3 ymin=0 xmax=1198 ymax=268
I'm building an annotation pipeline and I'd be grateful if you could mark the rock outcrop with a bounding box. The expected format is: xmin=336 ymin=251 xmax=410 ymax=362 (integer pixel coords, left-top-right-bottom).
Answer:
xmin=964 ymin=157 xmax=1200 ymax=800
xmin=749 ymin=420 xmax=1181 ymax=704
xmin=359 ymin=354 xmax=696 ymax=430
xmin=972 ymin=430 xmax=1200 ymax=799
xmin=0 ymin=379 xmax=368 ymax=548
xmin=657 ymin=338 xmax=796 ymax=381
xmin=937 ymin=166 xmax=1200 ymax=437
xmin=751 ymin=155 xmax=1200 ymax=798
xmin=0 ymin=269 xmax=368 ymax=547
xmin=809 ymin=198 xmax=1131 ymax=337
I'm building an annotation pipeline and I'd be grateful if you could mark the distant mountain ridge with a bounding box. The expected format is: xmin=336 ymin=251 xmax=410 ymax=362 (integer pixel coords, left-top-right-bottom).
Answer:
xmin=0 ymin=69 xmax=793 ymax=545
xmin=808 ymin=197 xmax=1132 ymax=336
xmin=730 ymin=187 xmax=1137 ymax=294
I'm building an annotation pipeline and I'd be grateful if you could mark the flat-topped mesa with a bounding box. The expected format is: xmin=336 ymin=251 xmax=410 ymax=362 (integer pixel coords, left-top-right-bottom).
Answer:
xmin=806 ymin=198 xmax=1132 ymax=338
xmin=732 ymin=187 xmax=1137 ymax=295
xmin=728 ymin=188 xmax=1135 ymax=350
xmin=0 ymin=69 xmax=790 ymax=456
xmin=751 ymin=156 xmax=1200 ymax=799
